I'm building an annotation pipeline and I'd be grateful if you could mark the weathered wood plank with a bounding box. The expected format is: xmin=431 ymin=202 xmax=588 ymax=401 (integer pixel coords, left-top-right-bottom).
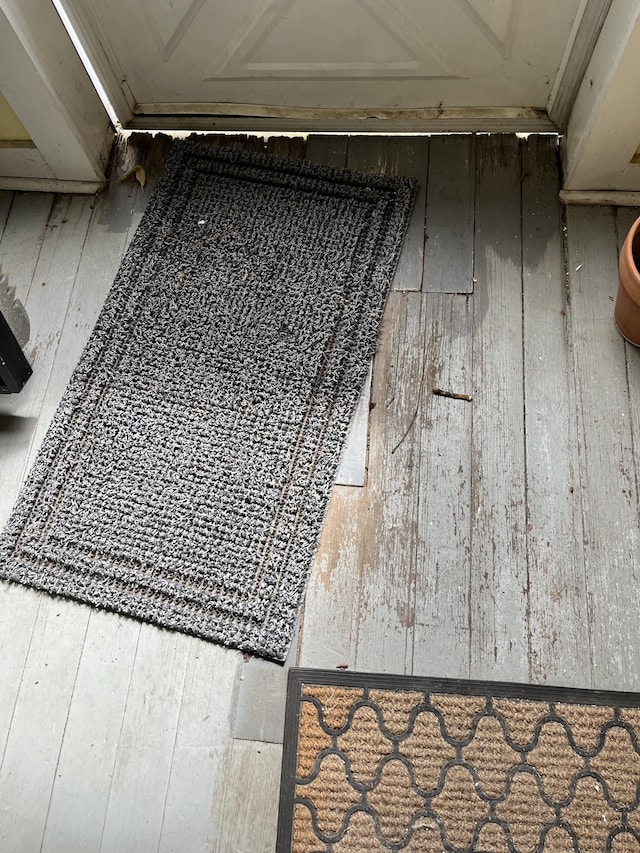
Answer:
xmin=300 ymin=293 xmax=422 ymax=673
xmin=412 ymin=292 xmax=472 ymax=678
xmin=39 ymin=614 xmax=140 ymax=853
xmin=615 ymin=207 xmax=640 ymax=523
xmin=0 ymin=195 xmax=95 ymax=832
xmin=233 ymin=626 xmax=297 ymax=744
xmin=0 ymin=598 xmax=88 ymax=853
xmin=566 ymin=204 xmax=640 ymax=690
xmin=423 ymin=135 xmax=476 ymax=293
xmin=98 ymin=628 xmax=191 ymax=853
xmin=297 ymin=484 xmax=367 ymax=669
xmin=352 ymin=291 xmax=423 ymax=673
xmin=346 ymin=136 xmax=425 ymax=292
xmin=214 ymin=740 xmax=281 ymax=853
xmin=335 ymin=364 xmax=372 ymax=487
xmin=266 ymin=135 xmax=306 ymax=159
xmin=0 ymin=190 xmax=56 ymax=496
xmin=521 ymin=136 xmax=591 ymax=687
xmin=306 ymin=134 xmax=370 ymax=487
xmin=345 ymin=136 xmax=391 ymax=175
xmin=470 ymin=134 xmax=529 ymax=682
xmin=0 ymin=191 xmax=14 ymax=240
xmin=386 ymin=137 xmax=428 ymax=291
xmin=157 ymin=644 xmax=242 ymax=853
xmin=305 ymin=135 xmax=348 ymax=168
xmin=0 ymin=586 xmax=40 ymax=776
xmin=0 ymin=191 xmax=53 ymax=302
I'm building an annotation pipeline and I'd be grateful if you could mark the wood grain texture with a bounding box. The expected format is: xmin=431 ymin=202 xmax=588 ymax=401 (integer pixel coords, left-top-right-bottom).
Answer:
xmin=565 ymin=204 xmax=640 ymax=690
xmin=334 ymin=364 xmax=371 ymax=487
xmin=299 ymin=293 xmax=423 ymax=674
xmin=157 ymin=646 xmax=241 ymax=853
xmin=386 ymin=137 xmax=428 ymax=292
xmin=297 ymin=484 xmax=368 ymax=669
xmin=423 ymin=135 xmax=476 ymax=293
xmin=615 ymin=207 xmax=640 ymax=530
xmin=0 ymin=191 xmax=14 ymax=241
xmin=0 ymin=598 xmax=88 ymax=852
xmin=470 ymin=134 xmax=529 ymax=682
xmin=0 ymin=192 xmax=53 ymax=301
xmin=305 ymin=135 xmax=348 ymax=169
xmin=266 ymin=135 xmax=305 ymax=159
xmin=98 ymin=628 xmax=191 ymax=853
xmin=214 ymin=740 xmax=281 ymax=853
xmin=346 ymin=136 xmax=426 ymax=292
xmin=412 ymin=293 xmax=472 ymax=678
xmin=521 ymin=136 xmax=591 ymax=688
xmin=352 ymin=291 xmax=423 ymax=674
xmin=40 ymin=614 xmax=141 ymax=853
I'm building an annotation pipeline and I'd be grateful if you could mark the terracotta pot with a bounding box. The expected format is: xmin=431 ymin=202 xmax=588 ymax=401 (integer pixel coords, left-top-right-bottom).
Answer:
xmin=616 ymin=214 xmax=640 ymax=345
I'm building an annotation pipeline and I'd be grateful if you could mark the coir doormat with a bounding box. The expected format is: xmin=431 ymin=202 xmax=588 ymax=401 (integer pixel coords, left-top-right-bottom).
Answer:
xmin=277 ymin=668 xmax=640 ymax=852
xmin=0 ymin=142 xmax=416 ymax=662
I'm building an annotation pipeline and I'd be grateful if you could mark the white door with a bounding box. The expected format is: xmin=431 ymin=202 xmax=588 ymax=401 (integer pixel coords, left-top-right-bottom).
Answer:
xmin=56 ymin=0 xmax=603 ymax=130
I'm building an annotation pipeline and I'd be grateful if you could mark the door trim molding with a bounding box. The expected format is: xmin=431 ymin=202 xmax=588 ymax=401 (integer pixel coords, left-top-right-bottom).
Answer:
xmin=563 ymin=0 xmax=640 ymax=191
xmin=547 ymin=0 xmax=614 ymax=131
xmin=0 ymin=0 xmax=111 ymax=183
xmin=0 ymin=177 xmax=103 ymax=193
xmin=560 ymin=189 xmax=640 ymax=205
xmin=53 ymin=0 xmax=134 ymax=126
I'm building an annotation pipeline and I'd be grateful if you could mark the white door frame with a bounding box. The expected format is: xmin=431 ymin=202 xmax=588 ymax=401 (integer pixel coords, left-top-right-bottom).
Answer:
xmin=0 ymin=0 xmax=112 ymax=192
xmin=562 ymin=0 xmax=640 ymax=195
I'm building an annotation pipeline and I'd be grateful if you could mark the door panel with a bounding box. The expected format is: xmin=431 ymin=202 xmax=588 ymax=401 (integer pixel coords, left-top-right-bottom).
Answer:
xmin=58 ymin=0 xmax=586 ymax=121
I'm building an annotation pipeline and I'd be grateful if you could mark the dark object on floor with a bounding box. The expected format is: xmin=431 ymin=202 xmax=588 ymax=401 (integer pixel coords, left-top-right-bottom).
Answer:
xmin=0 ymin=141 xmax=416 ymax=662
xmin=0 ymin=311 xmax=31 ymax=394
xmin=278 ymin=668 xmax=640 ymax=852
xmin=0 ymin=267 xmax=32 ymax=394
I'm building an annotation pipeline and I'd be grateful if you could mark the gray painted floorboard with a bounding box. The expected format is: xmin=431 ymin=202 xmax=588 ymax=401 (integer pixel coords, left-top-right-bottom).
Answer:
xmin=469 ymin=134 xmax=529 ymax=682
xmin=0 ymin=133 xmax=637 ymax=851
xmin=423 ymin=135 xmax=476 ymax=293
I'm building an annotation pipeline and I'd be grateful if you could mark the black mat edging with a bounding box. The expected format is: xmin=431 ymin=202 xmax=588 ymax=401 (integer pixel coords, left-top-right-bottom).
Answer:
xmin=276 ymin=668 xmax=640 ymax=852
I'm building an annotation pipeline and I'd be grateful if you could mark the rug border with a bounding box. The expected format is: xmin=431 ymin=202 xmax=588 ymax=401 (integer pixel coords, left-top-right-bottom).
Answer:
xmin=276 ymin=667 xmax=640 ymax=852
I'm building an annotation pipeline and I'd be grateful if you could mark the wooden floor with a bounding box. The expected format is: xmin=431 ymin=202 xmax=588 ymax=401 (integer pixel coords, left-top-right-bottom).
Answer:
xmin=0 ymin=133 xmax=639 ymax=851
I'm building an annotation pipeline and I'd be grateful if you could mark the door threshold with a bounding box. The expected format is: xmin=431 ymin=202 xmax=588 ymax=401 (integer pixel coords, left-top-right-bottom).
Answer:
xmin=127 ymin=105 xmax=555 ymax=135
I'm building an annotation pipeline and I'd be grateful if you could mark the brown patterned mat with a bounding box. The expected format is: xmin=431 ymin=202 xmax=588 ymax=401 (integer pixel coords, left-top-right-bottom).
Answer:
xmin=276 ymin=669 xmax=640 ymax=852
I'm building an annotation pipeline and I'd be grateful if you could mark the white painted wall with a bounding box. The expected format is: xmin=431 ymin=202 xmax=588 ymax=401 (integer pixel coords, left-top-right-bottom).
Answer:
xmin=563 ymin=0 xmax=640 ymax=191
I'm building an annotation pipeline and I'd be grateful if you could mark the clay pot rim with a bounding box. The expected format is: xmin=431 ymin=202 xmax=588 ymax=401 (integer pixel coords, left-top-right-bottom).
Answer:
xmin=620 ymin=214 xmax=640 ymax=293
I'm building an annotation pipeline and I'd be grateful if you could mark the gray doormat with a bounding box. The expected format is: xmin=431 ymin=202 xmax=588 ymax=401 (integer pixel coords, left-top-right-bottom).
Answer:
xmin=0 ymin=141 xmax=416 ymax=662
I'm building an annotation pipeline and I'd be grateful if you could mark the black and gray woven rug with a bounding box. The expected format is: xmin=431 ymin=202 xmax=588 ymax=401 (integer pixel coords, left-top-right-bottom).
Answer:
xmin=0 ymin=141 xmax=416 ymax=661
